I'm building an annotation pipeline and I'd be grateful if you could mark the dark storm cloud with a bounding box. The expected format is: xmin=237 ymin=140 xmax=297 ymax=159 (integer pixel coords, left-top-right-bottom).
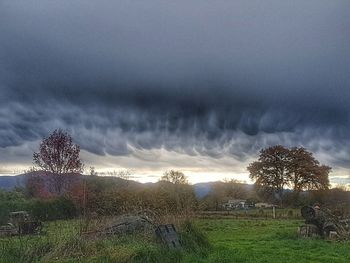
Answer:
xmin=1 ymin=1 xmax=350 ymax=169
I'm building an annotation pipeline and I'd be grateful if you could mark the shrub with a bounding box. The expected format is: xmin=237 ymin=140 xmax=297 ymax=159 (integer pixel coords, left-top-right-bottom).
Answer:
xmin=30 ymin=197 xmax=77 ymax=221
xmin=179 ymin=220 xmax=211 ymax=255
xmin=0 ymin=190 xmax=77 ymax=223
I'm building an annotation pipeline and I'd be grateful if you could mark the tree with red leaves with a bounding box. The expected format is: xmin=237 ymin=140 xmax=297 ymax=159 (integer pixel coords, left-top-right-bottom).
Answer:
xmin=33 ymin=129 xmax=84 ymax=195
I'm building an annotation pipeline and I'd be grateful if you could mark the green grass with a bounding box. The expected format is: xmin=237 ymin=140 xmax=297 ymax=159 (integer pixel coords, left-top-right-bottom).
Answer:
xmin=198 ymin=219 xmax=350 ymax=263
xmin=0 ymin=219 xmax=209 ymax=263
xmin=0 ymin=219 xmax=349 ymax=263
xmin=197 ymin=208 xmax=302 ymax=220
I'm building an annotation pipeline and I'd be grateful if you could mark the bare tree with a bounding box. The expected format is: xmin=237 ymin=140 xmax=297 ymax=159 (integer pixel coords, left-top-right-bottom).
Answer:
xmin=161 ymin=170 xmax=188 ymax=185
xmin=89 ymin=167 xmax=98 ymax=176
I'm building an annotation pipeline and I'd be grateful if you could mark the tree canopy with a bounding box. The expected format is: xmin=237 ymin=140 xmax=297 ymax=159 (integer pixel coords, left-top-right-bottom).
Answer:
xmin=161 ymin=170 xmax=189 ymax=185
xmin=33 ymin=129 xmax=83 ymax=174
xmin=32 ymin=129 xmax=84 ymax=196
xmin=248 ymin=145 xmax=330 ymax=203
xmin=287 ymin=147 xmax=330 ymax=192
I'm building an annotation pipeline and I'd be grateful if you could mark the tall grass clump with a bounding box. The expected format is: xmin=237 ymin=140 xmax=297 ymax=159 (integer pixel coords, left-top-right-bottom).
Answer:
xmin=0 ymin=236 xmax=53 ymax=263
xmin=179 ymin=220 xmax=211 ymax=256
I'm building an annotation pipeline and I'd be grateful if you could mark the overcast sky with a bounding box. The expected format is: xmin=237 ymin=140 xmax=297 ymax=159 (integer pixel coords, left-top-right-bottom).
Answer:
xmin=0 ymin=1 xmax=349 ymax=184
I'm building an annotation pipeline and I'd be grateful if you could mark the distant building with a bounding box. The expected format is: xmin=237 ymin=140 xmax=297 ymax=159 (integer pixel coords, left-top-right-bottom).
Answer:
xmin=222 ymin=199 xmax=247 ymax=210
xmin=255 ymin=202 xmax=275 ymax=208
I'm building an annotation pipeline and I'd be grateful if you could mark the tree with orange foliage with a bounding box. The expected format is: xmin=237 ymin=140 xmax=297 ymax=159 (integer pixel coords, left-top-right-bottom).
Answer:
xmin=248 ymin=145 xmax=330 ymax=205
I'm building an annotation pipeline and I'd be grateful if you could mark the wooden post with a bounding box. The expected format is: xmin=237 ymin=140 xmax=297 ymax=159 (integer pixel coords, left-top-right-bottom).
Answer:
xmin=83 ymin=178 xmax=87 ymax=219
xmin=272 ymin=206 xmax=276 ymax=219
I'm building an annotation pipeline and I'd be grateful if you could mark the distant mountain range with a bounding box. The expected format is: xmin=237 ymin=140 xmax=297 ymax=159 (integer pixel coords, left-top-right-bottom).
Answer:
xmin=193 ymin=182 xmax=217 ymax=198
xmin=0 ymin=175 xmax=27 ymax=190
xmin=0 ymin=173 xmax=253 ymax=198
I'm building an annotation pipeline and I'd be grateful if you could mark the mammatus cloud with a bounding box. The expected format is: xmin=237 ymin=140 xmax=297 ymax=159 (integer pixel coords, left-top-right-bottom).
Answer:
xmin=0 ymin=1 xmax=350 ymax=183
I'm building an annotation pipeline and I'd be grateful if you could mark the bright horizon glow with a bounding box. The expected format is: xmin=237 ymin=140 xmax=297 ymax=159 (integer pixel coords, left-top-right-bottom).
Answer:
xmin=0 ymin=141 xmax=349 ymax=186
xmin=124 ymin=171 xmax=252 ymax=184
xmin=0 ymin=165 xmax=348 ymax=188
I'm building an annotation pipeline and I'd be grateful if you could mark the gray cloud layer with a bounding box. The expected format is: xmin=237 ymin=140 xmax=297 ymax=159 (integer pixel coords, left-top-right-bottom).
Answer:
xmin=1 ymin=1 xmax=350 ymax=171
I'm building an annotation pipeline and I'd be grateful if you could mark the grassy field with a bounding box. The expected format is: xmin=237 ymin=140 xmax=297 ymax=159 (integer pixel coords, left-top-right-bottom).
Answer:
xmin=0 ymin=218 xmax=349 ymax=263
xmin=197 ymin=219 xmax=349 ymax=263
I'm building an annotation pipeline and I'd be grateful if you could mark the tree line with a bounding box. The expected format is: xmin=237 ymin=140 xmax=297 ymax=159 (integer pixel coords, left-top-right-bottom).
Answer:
xmin=4 ymin=129 xmax=346 ymax=222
